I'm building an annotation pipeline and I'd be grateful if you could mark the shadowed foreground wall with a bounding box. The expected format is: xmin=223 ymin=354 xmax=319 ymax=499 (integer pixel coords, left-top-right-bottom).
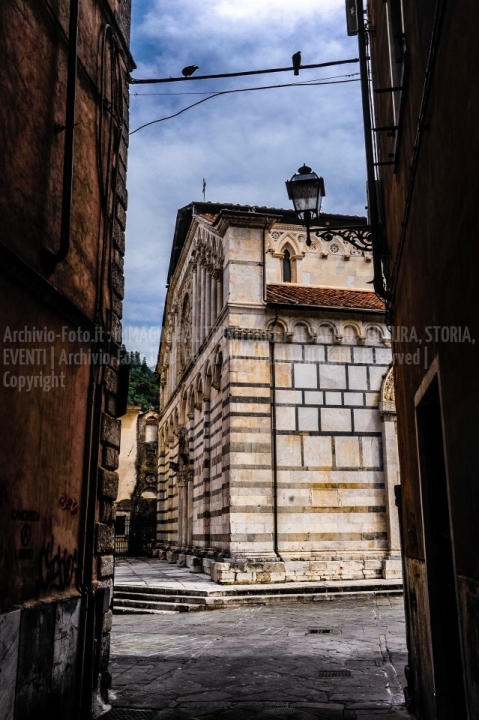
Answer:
xmin=0 ymin=1 xmax=133 ymax=717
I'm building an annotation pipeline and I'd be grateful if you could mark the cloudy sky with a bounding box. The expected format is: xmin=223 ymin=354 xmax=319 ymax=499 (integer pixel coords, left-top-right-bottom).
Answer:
xmin=123 ymin=0 xmax=367 ymax=364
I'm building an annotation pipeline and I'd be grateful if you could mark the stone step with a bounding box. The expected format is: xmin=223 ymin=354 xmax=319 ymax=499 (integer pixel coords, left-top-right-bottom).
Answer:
xmin=113 ymin=606 xmax=179 ymax=615
xmin=113 ymin=584 xmax=403 ymax=614
xmin=115 ymin=590 xmax=206 ymax=605
xmin=113 ymin=598 xmax=200 ymax=613
xmin=114 ymin=579 xmax=403 ymax=599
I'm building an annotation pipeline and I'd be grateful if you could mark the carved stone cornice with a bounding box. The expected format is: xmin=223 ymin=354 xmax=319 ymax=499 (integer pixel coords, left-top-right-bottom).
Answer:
xmin=224 ymin=327 xmax=273 ymax=341
xmin=213 ymin=211 xmax=280 ymax=238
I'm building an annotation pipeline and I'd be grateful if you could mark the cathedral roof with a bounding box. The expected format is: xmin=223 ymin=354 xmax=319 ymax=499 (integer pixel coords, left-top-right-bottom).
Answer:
xmin=266 ymin=284 xmax=385 ymax=311
xmin=167 ymin=202 xmax=366 ymax=282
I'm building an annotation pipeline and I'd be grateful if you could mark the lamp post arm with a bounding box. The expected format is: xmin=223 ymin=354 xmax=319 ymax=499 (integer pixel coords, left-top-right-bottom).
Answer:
xmin=315 ymin=226 xmax=373 ymax=252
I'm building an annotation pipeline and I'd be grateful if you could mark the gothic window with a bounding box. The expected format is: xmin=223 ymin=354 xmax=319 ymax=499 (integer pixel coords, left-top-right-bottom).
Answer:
xmin=283 ymin=250 xmax=291 ymax=283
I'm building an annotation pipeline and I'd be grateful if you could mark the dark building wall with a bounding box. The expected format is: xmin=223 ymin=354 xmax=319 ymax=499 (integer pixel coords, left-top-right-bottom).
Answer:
xmin=0 ymin=1 xmax=133 ymax=717
xmin=368 ymin=1 xmax=479 ymax=717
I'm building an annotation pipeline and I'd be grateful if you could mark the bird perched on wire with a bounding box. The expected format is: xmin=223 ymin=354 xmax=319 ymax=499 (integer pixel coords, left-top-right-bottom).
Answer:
xmin=292 ymin=51 xmax=301 ymax=76
xmin=182 ymin=64 xmax=199 ymax=78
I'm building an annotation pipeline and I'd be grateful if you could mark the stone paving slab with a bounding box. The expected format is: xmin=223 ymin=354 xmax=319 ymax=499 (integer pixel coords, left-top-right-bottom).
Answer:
xmin=106 ymin=595 xmax=415 ymax=720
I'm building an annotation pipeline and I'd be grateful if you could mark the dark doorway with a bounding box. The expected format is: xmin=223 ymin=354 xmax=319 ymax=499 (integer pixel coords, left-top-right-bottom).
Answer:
xmin=416 ymin=375 xmax=467 ymax=719
xmin=114 ymin=514 xmax=156 ymax=557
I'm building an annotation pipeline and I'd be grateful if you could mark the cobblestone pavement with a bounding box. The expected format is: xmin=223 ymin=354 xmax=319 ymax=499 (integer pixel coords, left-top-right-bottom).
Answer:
xmin=108 ymin=595 xmax=413 ymax=720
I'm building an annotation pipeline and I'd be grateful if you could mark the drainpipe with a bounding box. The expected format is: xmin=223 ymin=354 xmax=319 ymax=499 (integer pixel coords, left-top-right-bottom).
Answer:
xmin=269 ymin=309 xmax=281 ymax=560
xmin=263 ymin=223 xmax=281 ymax=559
xmin=42 ymin=0 xmax=80 ymax=272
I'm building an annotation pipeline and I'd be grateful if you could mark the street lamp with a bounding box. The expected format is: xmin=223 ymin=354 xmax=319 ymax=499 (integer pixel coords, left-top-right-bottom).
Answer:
xmin=285 ymin=163 xmax=373 ymax=252
xmin=285 ymin=164 xmax=325 ymax=247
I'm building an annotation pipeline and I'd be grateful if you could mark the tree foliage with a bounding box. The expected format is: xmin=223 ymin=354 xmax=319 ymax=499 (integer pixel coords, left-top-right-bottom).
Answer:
xmin=121 ymin=349 xmax=159 ymax=411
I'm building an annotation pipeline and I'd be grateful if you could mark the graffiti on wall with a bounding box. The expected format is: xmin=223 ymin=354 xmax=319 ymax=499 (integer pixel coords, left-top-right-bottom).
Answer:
xmin=59 ymin=494 xmax=79 ymax=516
xmin=12 ymin=508 xmax=40 ymax=560
xmin=37 ymin=536 xmax=78 ymax=592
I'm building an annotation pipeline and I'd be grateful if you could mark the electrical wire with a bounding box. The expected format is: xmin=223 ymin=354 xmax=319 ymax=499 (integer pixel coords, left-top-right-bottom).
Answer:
xmin=131 ymin=73 xmax=360 ymax=96
xmin=130 ymin=77 xmax=361 ymax=135
xmin=130 ymin=58 xmax=359 ymax=85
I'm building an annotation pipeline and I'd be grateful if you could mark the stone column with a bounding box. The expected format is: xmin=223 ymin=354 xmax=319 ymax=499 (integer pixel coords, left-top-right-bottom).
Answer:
xmin=216 ymin=272 xmax=223 ymax=316
xmin=202 ymin=396 xmax=211 ymax=550
xmin=210 ymin=270 xmax=217 ymax=328
xmin=379 ymin=370 xmax=402 ymax=579
xmin=191 ymin=262 xmax=197 ymax=353
xmin=199 ymin=264 xmax=205 ymax=345
xmin=172 ymin=308 xmax=178 ymax=381
xmin=187 ymin=474 xmax=194 ymax=548
xmin=382 ymin=414 xmax=401 ymax=549
xmin=205 ymin=266 xmax=211 ymax=338
xmin=177 ymin=473 xmax=188 ymax=548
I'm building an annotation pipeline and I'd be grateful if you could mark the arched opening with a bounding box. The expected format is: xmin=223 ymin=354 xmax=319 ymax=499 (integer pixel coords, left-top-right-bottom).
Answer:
xmin=282 ymin=249 xmax=292 ymax=282
xmin=145 ymin=417 xmax=158 ymax=444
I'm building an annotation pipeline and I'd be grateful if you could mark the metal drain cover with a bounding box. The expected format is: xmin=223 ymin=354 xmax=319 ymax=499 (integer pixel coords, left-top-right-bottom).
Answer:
xmin=102 ymin=709 xmax=155 ymax=720
xmin=307 ymin=628 xmax=332 ymax=634
xmin=317 ymin=669 xmax=351 ymax=678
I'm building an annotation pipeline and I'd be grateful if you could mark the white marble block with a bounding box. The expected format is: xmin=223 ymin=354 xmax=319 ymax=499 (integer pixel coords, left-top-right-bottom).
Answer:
xmin=354 ymin=408 xmax=381 ymax=433
xmin=335 ymin=436 xmax=361 ymax=467
xmin=362 ymin=436 xmax=381 ymax=467
xmin=293 ymin=363 xmax=318 ymax=388
xmin=348 ymin=365 xmax=368 ymax=390
xmin=303 ymin=435 xmax=333 ymax=467
xmin=321 ymin=408 xmax=352 ymax=432
xmin=297 ymin=406 xmax=319 ymax=431
xmin=319 ymin=364 xmax=346 ymax=389
xmin=276 ymin=406 xmax=296 ymax=431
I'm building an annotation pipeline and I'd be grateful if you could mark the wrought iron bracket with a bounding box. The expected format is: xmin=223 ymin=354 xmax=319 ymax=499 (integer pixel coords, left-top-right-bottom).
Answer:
xmin=314 ymin=226 xmax=373 ymax=252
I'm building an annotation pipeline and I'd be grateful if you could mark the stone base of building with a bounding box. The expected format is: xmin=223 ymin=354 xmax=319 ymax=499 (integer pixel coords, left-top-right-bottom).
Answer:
xmin=156 ymin=546 xmax=403 ymax=584
xmin=382 ymin=554 xmax=403 ymax=579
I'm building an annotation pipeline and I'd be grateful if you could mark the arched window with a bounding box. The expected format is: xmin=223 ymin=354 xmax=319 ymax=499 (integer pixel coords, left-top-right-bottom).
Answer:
xmin=283 ymin=250 xmax=291 ymax=282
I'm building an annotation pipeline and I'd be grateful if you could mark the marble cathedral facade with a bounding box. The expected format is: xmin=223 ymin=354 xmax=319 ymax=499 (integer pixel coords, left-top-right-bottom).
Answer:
xmin=156 ymin=202 xmax=401 ymax=584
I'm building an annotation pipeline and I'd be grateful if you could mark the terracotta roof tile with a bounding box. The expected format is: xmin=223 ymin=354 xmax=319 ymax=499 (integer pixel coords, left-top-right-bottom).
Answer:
xmin=199 ymin=213 xmax=218 ymax=222
xmin=266 ymin=284 xmax=385 ymax=311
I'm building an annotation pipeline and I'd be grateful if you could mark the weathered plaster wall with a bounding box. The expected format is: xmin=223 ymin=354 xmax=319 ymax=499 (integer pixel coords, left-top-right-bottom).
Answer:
xmin=117 ymin=406 xmax=141 ymax=504
xmin=0 ymin=0 xmax=133 ymax=716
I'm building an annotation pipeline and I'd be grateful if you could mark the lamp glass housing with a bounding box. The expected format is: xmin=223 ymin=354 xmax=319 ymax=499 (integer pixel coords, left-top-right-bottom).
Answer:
xmin=285 ymin=164 xmax=325 ymax=223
